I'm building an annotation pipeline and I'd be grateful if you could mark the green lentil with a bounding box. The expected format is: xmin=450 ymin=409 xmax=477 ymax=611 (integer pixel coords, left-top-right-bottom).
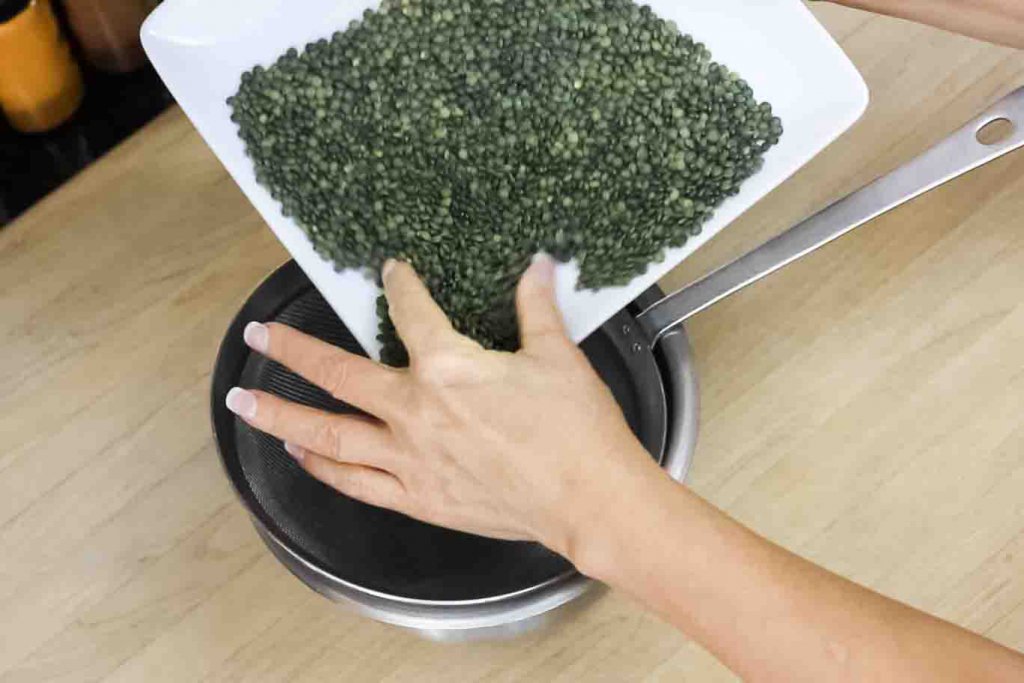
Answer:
xmin=229 ymin=0 xmax=782 ymax=365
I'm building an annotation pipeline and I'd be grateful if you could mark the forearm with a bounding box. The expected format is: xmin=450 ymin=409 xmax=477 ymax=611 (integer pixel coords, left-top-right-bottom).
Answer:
xmin=571 ymin=460 xmax=1024 ymax=681
xmin=822 ymin=0 xmax=1024 ymax=48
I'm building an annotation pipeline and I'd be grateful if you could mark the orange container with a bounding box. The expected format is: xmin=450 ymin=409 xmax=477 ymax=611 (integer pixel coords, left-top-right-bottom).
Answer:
xmin=0 ymin=0 xmax=84 ymax=133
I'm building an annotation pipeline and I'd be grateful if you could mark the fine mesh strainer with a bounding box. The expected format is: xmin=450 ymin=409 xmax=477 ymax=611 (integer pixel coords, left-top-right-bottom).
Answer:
xmin=211 ymin=88 xmax=1023 ymax=636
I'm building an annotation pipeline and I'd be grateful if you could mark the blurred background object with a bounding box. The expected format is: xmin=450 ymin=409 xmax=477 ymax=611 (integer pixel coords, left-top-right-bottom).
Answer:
xmin=62 ymin=0 xmax=149 ymax=72
xmin=0 ymin=0 xmax=170 ymax=226
xmin=0 ymin=0 xmax=84 ymax=133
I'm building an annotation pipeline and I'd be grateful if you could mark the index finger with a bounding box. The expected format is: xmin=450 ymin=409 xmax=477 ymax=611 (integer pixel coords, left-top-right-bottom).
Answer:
xmin=381 ymin=259 xmax=458 ymax=354
xmin=244 ymin=321 xmax=401 ymax=419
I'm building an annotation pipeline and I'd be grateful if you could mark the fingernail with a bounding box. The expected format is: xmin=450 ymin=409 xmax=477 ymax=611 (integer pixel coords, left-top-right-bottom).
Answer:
xmin=530 ymin=253 xmax=555 ymax=286
xmin=382 ymin=258 xmax=397 ymax=281
xmin=225 ymin=387 xmax=257 ymax=420
xmin=284 ymin=441 xmax=305 ymax=462
xmin=243 ymin=322 xmax=269 ymax=353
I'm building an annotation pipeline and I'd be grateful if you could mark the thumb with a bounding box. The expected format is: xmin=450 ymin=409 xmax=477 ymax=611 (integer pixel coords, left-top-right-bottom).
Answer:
xmin=516 ymin=254 xmax=568 ymax=350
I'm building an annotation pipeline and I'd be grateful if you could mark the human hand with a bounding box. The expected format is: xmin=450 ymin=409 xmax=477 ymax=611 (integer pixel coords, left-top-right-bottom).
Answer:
xmin=225 ymin=255 xmax=661 ymax=563
xmin=222 ymin=260 xmax=1024 ymax=683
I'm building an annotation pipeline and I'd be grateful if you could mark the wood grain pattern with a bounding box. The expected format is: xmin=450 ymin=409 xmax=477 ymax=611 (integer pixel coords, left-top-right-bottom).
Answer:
xmin=1 ymin=5 xmax=1022 ymax=681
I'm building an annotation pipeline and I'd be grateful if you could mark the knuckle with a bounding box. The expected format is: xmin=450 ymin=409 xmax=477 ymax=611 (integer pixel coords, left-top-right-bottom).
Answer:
xmin=314 ymin=419 xmax=344 ymax=458
xmin=316 ymin=353 xmax=351 ymax=399
xmin=412 ymin=338 xmax=479 ymax=385
xmin=412 ymin=350 xmax=453 ymax=385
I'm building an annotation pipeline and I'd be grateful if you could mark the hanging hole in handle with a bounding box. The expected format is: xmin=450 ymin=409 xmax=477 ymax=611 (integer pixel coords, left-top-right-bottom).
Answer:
xmin=976 ymin=118 xmax=1015 ymax=145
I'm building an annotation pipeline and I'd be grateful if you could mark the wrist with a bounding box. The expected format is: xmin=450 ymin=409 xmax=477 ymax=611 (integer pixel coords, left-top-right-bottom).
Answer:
xmin=558 ymin=452 xmax=670 ymax=582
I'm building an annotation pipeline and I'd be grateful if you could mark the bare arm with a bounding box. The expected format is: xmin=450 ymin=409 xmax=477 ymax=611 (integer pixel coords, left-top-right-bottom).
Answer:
xmin=576 ymin=458 xmax=1024 ymax=681
xmin=821 ymin=0 xmax=1024 ymax=48
xmin=227 ymin=258 xmax=1024 ymax=680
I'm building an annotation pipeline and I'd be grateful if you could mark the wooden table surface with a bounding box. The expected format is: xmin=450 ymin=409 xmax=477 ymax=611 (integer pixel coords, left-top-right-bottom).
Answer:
xmin=2 ymin=6 xmax=1023 ymax=681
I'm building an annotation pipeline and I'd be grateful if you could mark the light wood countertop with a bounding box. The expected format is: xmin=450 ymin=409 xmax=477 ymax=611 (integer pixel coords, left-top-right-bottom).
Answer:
xmin=1 ymin=6 xmax=1022 ymax=681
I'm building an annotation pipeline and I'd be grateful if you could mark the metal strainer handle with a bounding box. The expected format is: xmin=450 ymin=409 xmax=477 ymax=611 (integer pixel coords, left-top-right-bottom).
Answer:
xmin=637 ymin=86 xmax=1024 ymax=345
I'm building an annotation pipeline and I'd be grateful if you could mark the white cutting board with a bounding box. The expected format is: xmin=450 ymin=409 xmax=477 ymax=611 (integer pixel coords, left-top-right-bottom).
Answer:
xmin=142 ymin=0 xmax=867 ymax=359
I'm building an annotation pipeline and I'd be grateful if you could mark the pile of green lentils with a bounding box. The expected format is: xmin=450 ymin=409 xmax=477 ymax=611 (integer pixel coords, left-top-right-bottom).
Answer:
xmin=229 ymin=0 xmax=782 ymax=365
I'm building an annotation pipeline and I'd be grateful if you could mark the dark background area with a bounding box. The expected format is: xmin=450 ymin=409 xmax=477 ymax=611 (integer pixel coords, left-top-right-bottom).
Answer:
xmin=0 ymin=4 xmax=173 ymax=227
